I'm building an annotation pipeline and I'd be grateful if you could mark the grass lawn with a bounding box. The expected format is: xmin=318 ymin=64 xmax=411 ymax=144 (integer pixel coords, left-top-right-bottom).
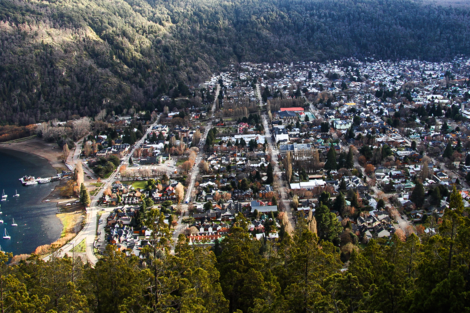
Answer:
xmin=90 ymin=182 xmax=104 ymax=187
xmin=129 ymin=181 xmax=147 ymax=190
xmin=58 ymin=213 xmax=75 ymax=237
xmin=71 ymin=239 xmax=86 ymax=253
xmin=176 ymin=158 xmax=188 ymax=166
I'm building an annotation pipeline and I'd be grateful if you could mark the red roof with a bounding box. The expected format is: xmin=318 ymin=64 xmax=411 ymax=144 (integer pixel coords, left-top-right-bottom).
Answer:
xmin=280 ymin=107 xmax=304 ymax=112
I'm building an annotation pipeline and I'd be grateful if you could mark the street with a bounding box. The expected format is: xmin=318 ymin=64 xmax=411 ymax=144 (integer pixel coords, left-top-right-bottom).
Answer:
xmin=45 ymin=114 xmax=162 ymax=265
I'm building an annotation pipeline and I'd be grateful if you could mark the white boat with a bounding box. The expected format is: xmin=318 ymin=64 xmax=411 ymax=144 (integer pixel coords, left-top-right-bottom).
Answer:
xmin=11 ymin=219 xmax=17 ymax=227
xmin=13 ymin=190 xmax=19 ymax=197
xmin=3 ymin=229 xmax=10 ymax=240
xmin=0 ymin=219 xmax=3 ymax=224
xmin=1 ymin=190 xmax=7 ymax=201
xmin=19 ymin=176 xmax=36 ymax=184
xmin=24 ymin=181 xmax=38 ymax=186
xmin=37 ymin=178 xmax=51 ymax=184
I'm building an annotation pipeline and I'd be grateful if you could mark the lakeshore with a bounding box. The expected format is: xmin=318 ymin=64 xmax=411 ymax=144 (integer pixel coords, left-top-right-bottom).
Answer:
xmin=0 ymin=137 xmax=66 ymax=173
xmin=0 ymin=140 xmax=84 ymax=257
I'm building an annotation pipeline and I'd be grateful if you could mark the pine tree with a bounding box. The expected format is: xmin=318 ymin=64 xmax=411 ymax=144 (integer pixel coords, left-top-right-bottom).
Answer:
xmin=266 ymin=163 xmax=274 ymax=184
xmin=333 ymin=192 xmax=346 ymax=213
xmin=431 ymin=186 xmax=442 ymax=206
xmin=410 ymin=181 xmax=425 ymax=208
xmin=346 ymin=146 xmax=354 ymax=169
xmin=80 ymin=183 xmax=91 ymax=207
xmin=455 ymin=139 xmax=462 ymax=152
xmin=316 ymin=203 xmax=342 ymax=242
xmin=443 ymin=142 xmax=454 ymax=158
xmin=325 ymin=144 xmax=337 ymax=170
xmin=271 ymin=196 xmax=278 ymax=205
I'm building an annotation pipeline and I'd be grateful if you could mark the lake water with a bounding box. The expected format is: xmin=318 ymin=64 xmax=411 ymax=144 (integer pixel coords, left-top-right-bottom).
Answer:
xmin=0 ymin=148 xmax=62 ymax=255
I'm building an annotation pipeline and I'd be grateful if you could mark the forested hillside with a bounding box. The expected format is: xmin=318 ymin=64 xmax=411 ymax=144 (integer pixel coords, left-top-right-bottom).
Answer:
xmin=2 ymin=187 xmax=470 ymax=312
xmin=1 ymin=0 xmax=470 ymax=124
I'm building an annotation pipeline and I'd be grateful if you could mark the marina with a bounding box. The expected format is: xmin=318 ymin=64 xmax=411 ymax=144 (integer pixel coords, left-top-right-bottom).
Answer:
xmin=0 ymin=148 xmax=63 ymax=256
xmin=19 ymin=175 xmax=61 ymax=186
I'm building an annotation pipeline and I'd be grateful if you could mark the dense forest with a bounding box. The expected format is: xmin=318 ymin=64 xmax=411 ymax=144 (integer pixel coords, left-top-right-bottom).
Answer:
xmin=0 ymin=187 xmax=469 ymax=312
xmin=1 ymin=0 xmax=470 ymax=124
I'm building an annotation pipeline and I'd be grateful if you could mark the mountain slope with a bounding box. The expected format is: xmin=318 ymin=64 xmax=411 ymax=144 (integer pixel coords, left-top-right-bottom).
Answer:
xmin=0 ymin=0 xmax=469 ymax=124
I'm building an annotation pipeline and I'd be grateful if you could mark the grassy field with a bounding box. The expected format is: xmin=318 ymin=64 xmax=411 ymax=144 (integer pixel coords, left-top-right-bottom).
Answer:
xmin=71 ymin=239 xmax=86 ymax=253
xmin=129 ymin=181 xmax=147 ymax=190
xmin=176 ymin=158 xmax=188 ymax=166
xmin=90 ymin=182 xmax=104 ymax=187
xmin=57 ymin=212 xmax=80 ymax=238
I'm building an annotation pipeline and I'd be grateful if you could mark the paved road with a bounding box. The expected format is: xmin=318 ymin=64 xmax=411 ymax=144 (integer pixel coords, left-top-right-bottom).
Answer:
xmin=184 ymin=84 xmax=220 ymax=204
xmin=65 ymin=134 xmax=89 ymax=171
xmin=262 ymin=114 xmax=295 ymax=230
xmin=173 ymin=83 xmax=220 ymax=251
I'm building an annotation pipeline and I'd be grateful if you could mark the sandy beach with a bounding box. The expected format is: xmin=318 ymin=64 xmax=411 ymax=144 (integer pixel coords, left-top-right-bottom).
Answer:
xmin=0 ymin=137 xmax=66 ymax=171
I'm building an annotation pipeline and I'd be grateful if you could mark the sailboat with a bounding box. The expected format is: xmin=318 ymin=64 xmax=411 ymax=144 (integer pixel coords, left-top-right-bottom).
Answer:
xmin=1 ymin=190 xmax=7 ymax=201
xmin=11 ymin=219 xmax=17 ymax=227
xmin=13 ymin=190 xmax=19 ymax=197
xmin=3 ymin=229 xmax=10 ymax=239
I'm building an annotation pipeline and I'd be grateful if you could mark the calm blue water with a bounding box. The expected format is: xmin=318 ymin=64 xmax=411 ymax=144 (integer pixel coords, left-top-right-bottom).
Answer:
xmin=0 ymin=148 xmax=62 ymax=255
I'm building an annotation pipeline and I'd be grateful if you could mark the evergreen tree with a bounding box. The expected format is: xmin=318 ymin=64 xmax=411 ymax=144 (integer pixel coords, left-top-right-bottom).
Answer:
xmin=325 ymin=144 xmax=337 ymax=170
xmin=316 ymin=203 xmax=342 ymax=242
xmin=443 ymin=142 xmax=454 ymax=158
xmin=431 ymin=186 xmax=442 ymax=206
xmin=319 ymin=191 xmax=331 ymax=207
xmin=410 ymin=181 xmax=425 ymax=208
xmin=266 ymin=163 xmax=274 ymax=184
xmin=455 ymin=139 xmax=462 ymax=152
xmin=80 ymin=183 xmax=91 ymax=207
xmin=271 ymin=196 xmax=278 ymax=205
xmin=349 ymin=189 xmax=360 ymax=208
xmin=333 ymin=192 xmax=347 ymax=213
xmin=346 ymin=146 xmax=354 ymax=169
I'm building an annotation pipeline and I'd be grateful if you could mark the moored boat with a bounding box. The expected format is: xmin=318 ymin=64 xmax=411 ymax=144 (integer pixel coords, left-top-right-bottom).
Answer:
xmin=3 ymin=229 xmax=10 ymax=240
xmin=24 ymin=181 xmax=38 ymax=186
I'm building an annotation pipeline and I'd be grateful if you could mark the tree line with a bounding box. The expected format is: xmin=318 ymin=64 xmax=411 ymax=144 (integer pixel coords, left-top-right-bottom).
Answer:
xmin=1 ymin=0 xmax=470 ymax=124
xmin=0 ymin=186 xmax=469 ymax=312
